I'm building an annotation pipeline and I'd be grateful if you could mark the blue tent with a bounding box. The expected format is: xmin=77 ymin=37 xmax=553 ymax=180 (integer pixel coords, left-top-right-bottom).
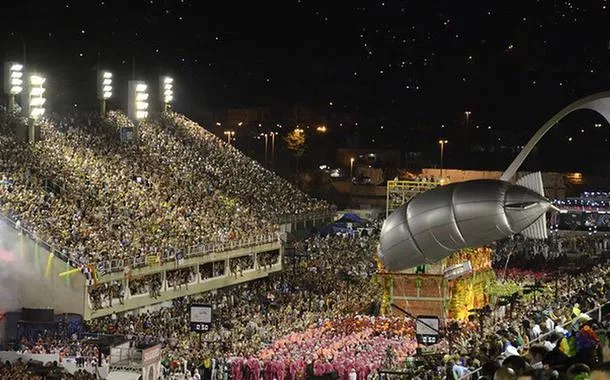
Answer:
xmin=339 ymin=213 xmax=364 ymax=224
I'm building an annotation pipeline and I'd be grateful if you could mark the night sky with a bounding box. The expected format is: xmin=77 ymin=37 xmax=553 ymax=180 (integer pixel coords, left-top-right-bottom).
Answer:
xmin=2 ymin=0 xmax=610 ymax=172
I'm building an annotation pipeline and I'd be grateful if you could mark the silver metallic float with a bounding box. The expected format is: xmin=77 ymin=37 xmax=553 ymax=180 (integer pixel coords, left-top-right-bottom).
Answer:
xmin=379 ymin=174 xmax=551 ymax=271
xmin=380 ymin=91 xmax=610 ymax=271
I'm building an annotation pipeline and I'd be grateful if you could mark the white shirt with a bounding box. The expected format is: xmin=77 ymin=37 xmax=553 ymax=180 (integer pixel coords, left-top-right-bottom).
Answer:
xmin=453 ymin=364 xmax=469 ymax=378
xmin=531 ymin=361 xmax=544 ymax=369
xmin=532 ymin=324 xmax=542 ymax=338
xmin=545 ymin=317 xmax=555 ymax=331
xmin=349 ymin=370 xmax=357 ymax=380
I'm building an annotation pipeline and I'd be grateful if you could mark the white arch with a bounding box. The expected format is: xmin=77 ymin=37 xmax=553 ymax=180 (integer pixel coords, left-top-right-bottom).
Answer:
xmin=501 ymin=91 xmax=610 ymax=181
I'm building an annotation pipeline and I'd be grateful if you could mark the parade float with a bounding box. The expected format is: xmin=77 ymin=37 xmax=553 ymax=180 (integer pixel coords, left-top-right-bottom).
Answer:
xmin=379 ymin=247 xmax=496 ymax=320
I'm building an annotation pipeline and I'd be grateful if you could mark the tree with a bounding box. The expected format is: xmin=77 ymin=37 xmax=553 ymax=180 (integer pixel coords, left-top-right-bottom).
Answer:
xmin=283 ymin=129 xmax=306 ymax=175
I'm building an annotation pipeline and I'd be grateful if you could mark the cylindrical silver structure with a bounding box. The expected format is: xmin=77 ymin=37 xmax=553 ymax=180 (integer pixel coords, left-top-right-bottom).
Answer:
xmin=379 ymin=179 xmax=551 ymax=271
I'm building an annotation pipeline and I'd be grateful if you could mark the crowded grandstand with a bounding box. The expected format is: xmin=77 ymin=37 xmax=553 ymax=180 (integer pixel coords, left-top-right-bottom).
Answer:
xmin=1 ymin=108 xmax=610 ymax=379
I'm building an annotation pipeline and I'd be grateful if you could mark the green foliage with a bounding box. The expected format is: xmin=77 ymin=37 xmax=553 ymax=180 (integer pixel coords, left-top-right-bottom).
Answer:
xmin=283 ymin=130 xmax=306 ymax=158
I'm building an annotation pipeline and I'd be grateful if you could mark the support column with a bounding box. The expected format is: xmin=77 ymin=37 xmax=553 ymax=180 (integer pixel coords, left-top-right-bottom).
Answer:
xmin=100 ymin=99 xmax=106 ymax=117
xmin=8 ymin=95 xmax=15 ymax=114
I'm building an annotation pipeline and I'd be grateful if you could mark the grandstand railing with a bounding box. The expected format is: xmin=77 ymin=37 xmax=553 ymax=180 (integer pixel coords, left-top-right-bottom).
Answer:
xmin=457 ymin=300 xmax=610 ymax=380
xmin=0 ymin=211 xmax=280 ymax=275
xmin=95 ymin=233 xmax=280 ymax=274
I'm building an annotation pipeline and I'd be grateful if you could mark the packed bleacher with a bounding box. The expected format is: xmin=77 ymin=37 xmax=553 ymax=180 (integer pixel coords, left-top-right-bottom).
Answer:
xmin=4 ymin=223 xmax=610 ymax=379
xmin=492 ymin=233 xmax=610 ymax=272
xmin=0 ymin=111 xmax=329 ymax=270
xmin=80 ymin=231 xmax=610 ymax=380
xmin=6 ymin=110 xmax=610 ymax=379
xmin=84 ymin=231 xmax=384 ymax=378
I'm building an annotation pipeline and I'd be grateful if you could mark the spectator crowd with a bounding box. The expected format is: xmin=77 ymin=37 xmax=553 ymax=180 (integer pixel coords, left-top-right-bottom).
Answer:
xmin=85 ymin=231 xmax=382 ymax=379
xmin=5 ymin=111 xmax=610 ymax=379
xmin=0 ymin=111 xmax=329 ymax=271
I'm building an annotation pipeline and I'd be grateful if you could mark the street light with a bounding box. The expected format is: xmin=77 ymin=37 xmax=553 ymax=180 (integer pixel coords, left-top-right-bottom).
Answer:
xmin=224 ymin=130 xmax=235 ymax=144
xmin=97 ymin=71 xmax=112 ymax=117
xmin=4 ymin=62 xmax=23 ymax=113
xmin=350 ymin=157 xmax=355 ymax=178
xmin=270 ymin=132 xmax=276 ymax=169
xmin=128 ymin=81 xmax=149 ymax=120
xmin=438 ymin=140 xmax=448 ymax=179
xmin=464 ymin=111 xmax=471 ymax=128
xmin=238 ymin=121 xmax=243 ymax=127
xmin=316 ymin=125 xmax=327 ymax=133
xmin=261 ymin=133 xmax=269 ymax=166
xmin=160 ymin=76 xmax=173 ymax=112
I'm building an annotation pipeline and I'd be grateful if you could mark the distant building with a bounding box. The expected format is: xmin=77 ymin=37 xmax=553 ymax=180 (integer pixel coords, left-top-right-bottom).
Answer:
xmin=336 ymin=148 xmax=402 ymax=168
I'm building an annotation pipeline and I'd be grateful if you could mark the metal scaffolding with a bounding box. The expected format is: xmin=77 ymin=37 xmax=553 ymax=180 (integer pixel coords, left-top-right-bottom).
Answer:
xmin=386 ymin=180 xmax=442 ymax=217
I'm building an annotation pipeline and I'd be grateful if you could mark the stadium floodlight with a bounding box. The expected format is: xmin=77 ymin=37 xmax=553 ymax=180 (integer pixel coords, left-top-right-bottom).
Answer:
xmin=4 ymin=61 xmax=24 ymax=112
xmin=27 ymin=74 xmax=46 ymax=120
xmin=128 ymin=80 xmax=149 ymax=121
xmin=159 ymin=75 xmax=174 ymax=112
xmin=97 ymin=70 xmax=113 ymax=116
xmin=136 ymin=92 xmax=149 ymax=101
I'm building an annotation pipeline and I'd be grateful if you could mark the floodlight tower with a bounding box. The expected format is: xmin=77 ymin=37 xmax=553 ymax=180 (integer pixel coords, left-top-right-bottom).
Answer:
xmin=128 ymin=80 xmax=149 ymax=121
xmin=27 ymin=74 xmax=46 ymax=120
xmin=3 ymin=62 xmax=24 ymax=113
xmin=97 ymin=71 xmax=113 ymax=117
xmin=160 ymin=76 xmax=173 ymax=112
xmin=24 ymin=73 xmax=46 ymax=143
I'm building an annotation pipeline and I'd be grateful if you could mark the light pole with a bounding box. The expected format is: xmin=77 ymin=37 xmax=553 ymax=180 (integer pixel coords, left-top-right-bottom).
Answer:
xmin=27 ymin=74 xmax=46 ymax=143
xmin=97 ymin=71 xmax=112 ymax=117
xmin=224 ymin=130 xmax=235 ymax=144
xmin=27 ymin=74 xmax=46 ymax=120
xmin=464 ymin=111 xmax=471 ymax=128
xmin=438 ymin=140 xmax=448 ymax=179
xmin=261 ymin=133 xmax=268 ymax=166
xmin=128 ymin=81 xmax=149 ymax=120
xmin=4 ymin=62 xmax=23 ymax=113
xmin=160 ymin=76 xmax=173 ymax=112
xmin=270 ymin=132 xmax=276 ymax=169
xmin=350 ymin=157 xmax=355 ymax=178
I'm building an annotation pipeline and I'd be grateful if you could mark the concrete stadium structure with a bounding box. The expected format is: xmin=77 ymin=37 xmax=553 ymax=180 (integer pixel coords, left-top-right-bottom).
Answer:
xmin=502 ymin=91 xmax=610 ymax=180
